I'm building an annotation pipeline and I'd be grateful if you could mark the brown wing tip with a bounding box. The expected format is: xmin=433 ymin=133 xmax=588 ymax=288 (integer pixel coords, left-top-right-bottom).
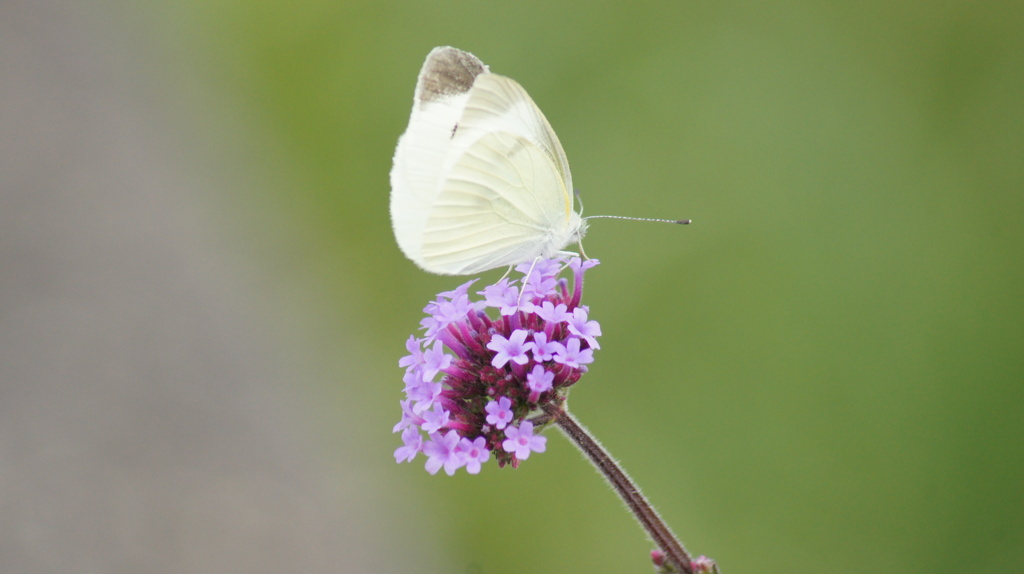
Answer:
xmin=417 ymin=47 xmax=488 ymax=104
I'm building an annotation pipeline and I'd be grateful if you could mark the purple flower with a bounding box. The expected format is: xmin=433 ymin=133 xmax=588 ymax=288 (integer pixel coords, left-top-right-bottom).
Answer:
xmin=394 ymin=256 xmax=601 ymax=474
xmin=392 ymin=399 xmax=418 ymax=433
xmin=554 ymin=337 xmax=594 ymax=369
xmin=430 ymin=296 xmax=474 ymax=334
xmin=460 ymin=437 xmax=490 ymax=474
xmin=480 ymin=279 xmax=521 ymax=316
xmin=530 ymin=331 xmax=564 ymax=362
xmin=404 ymin=371 xmax=442 ymax=414
xmin=525 ymin=365 xmax=554 ymax=402
xmin=567 ymin=307 xmax=602 ymax=349
xmin=398 ymin=335 xmax=425 ymax=371
xmin=568 ymin=258 xmax=599 ymax=308
xmin=421 ymin=280 xmax=477 ymax=340
xmin=518 ymin=259 xmax=560 ymax=300
xmin=502 ymin=421 xmax=547 ymax=460
xmin=419 ymin=404 xmax=450 ymax=434
xmin=486 ymin=329 xmax=533 ymax=369
xmin=423 ymin=430 xmax=465 ymax=476
xmin=394 ymin=426 xmax=422 ymax=463
xmin=535 ymin=300 xmax=571 ymax=324
xmin=435 ymin=280 xmax=477 ymax=301
xmin=485 ymin=396 xmax=514 ymax=430
xmin=421 ymin=341 xmax=452 ymax=380
xmin=515 ymin=258 xmax=562 ymax=279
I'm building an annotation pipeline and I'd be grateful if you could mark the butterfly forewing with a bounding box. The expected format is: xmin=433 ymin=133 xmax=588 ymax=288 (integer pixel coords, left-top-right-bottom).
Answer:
xmin=390 ymin=49 xmax=489 ymax=269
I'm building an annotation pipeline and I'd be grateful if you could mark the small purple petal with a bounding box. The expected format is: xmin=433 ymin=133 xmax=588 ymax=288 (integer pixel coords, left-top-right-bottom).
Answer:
xmin=519 ymin=260 xmax=559 ymax=300
xmin=535 ymin=300 xmax=571 ymax=324
xmin=517 ymin=258 xmax=561 ymax=285
xmin=393 ymin=399 xmax=421 ymax=433
xmin=422 ymin=283 xmax=478 ymax=340
xmin=394 ymin=427 xmax=423 ymax=463
xmin=567 ymin=258 xmax=598 ymax=309
xmin=421 ymin=341 xmax=453 ymax=380
xmin=459 ymin=436 xmax=491 ymax=474
xmin=406 ymin=373 xmax=442 ymax=414
xmin=567 ymin=307 xmax=602 ymax=349
xmin=553 ymin=337 xmax=594 ymax=369
xmin=423 ymin=430 xmax=465 ymax=476
xmin=480 ymin=280 xmax=521 ymax=316
xmin=530 ymin=332 xmax=563 ymax=362
xmin=502 ymin=421 xmax=547 ymax=460
xmin=525 ymin=365 xmax=554 ymax=402
xmin=568 ymin=257 xmax=599 ymax=273
xmin=398 ymin=335 xmax=425 ymax=370
xmin=486 ymin=329 xmax=534 ymax=369
xmin=485 ymin=396 xmax=514 ymax=430
xmin=420 ymin=403 xmax=451 ymax=434
xmin=419 ymin=315 xmax=440 ymax=339
xmin=437 ymin=279 xmax=477 ymax=301
xmin=433 ymin=295 xmax=474 ymax=327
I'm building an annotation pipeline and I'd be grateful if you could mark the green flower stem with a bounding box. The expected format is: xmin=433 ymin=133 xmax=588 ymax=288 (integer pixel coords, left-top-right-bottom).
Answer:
xmin=543 ymin=403 xmax=694 ymax=574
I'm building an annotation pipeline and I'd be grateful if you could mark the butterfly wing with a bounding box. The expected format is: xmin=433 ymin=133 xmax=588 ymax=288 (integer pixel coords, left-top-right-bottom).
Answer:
xmin=391 ymin=47 xmax=580 ymax=275
xmin=390 ymin=47 xmax=489 ymax=270
xmin=418 ymin=74 xmax=578 ymax=274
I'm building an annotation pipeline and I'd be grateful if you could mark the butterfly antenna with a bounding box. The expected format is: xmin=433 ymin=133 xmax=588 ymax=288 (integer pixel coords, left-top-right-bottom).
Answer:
xmin=585 ymin=215 xmax=692 ymax=225
xmin=575 ymin=190 xmax=690 ymax=224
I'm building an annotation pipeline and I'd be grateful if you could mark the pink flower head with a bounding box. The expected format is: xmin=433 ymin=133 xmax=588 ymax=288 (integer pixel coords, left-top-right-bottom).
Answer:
xmin=394 ymin=256 xmax=601 ymax=474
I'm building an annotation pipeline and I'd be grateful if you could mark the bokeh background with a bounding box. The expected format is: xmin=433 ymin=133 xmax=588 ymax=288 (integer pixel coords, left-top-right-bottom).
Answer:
xmin=3 ymin=1 xmax=1022 ymax=573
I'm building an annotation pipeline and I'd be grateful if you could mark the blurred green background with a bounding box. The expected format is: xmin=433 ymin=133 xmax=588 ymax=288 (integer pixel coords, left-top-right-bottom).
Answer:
xmin=5 ymin=1 xmax=1022 ymax=573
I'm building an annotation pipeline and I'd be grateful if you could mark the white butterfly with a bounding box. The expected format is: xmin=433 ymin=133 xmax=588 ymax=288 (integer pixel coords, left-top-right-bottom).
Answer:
xmin=390 ymin=46 xmax=584 ymax=275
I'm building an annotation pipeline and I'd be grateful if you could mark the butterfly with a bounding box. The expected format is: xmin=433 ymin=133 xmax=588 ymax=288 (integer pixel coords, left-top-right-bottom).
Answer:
xmin=389 ymin=46 xmax=584 ymax=275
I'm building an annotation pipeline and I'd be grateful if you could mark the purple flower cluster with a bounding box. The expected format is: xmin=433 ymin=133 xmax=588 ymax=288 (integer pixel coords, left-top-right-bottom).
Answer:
xmin=394 ymin=257 xmax=602 ymax=475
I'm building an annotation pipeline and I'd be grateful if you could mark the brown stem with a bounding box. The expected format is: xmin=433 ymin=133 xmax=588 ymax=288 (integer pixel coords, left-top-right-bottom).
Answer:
xmin=544 ymin=403 xmax=693 ymax=574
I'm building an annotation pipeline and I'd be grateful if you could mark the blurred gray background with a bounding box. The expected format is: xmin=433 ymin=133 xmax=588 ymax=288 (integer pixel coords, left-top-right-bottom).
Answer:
xmin=1 ymin=2 xmax=432 ymax=572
